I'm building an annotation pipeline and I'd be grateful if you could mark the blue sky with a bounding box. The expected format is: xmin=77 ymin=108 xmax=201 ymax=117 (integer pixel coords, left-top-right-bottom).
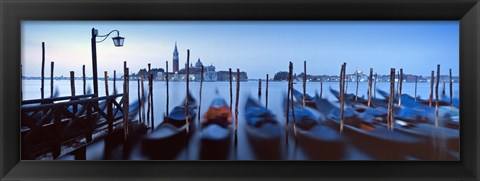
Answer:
xmin=21 ymin=21 xmax=459 ymax=79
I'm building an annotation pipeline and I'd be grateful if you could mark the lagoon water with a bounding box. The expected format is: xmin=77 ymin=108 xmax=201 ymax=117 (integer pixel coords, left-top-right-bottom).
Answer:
xmin=22 ymin=80 xmax=460 ymax=160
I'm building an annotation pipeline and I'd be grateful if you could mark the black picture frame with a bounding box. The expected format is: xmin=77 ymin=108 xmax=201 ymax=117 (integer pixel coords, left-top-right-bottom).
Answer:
xmin=1 ymin=0 xmax=479 ymax=180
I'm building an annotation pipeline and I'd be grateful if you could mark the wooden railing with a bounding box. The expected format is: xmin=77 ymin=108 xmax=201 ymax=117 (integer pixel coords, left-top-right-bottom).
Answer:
xmin=21 ymin=93 xmax=126 ymax=159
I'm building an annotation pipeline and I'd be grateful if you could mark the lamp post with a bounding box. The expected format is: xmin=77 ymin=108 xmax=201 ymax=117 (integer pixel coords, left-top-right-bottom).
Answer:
xmin=91 ymin=28 xmax=124 ymax=97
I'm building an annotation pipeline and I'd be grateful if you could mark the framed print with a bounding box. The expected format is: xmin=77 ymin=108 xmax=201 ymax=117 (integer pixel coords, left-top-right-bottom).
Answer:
xmin=1 ymin=0 xmax=479 ymax=180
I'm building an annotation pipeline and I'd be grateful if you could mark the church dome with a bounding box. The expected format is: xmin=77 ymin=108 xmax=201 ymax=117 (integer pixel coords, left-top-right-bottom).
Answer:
xmin=195 ymin=58 xmax=203 ymax=68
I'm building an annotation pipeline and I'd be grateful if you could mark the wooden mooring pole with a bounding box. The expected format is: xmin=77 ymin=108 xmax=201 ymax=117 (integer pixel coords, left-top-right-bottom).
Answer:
xmin=70 ymin=71 xmax=76 ymax=96
xmin=355 ymin=69 xmax=359 ymax=102
xmin=50 ymin=62 xmax=54 ymax=98
xmin=449 ymin=68 xmax=453 ymax=106
xmin=107 ymin=74 xmax=114 ymax=134
xmin=229 ymin=68 xmax=233 ymax=111
xmin=186 ymin=49 xmax=190 ymax=134
xmin=113 ymin=70 xmax=116 ymax=94
xmin=258 ymin=79 xmax=262 ymax=101
xmin=104 ymin=71 xmax=109 ymax=96
xmin=137 ymin=77 xmax=142 ymax=124
xmin=266 ymin=74 xmax=269 ymax=109
xmin=235 ymin=69 xmax=240 ymax=145
xmin=345 ymin=74 xmax=348 ymax=94
xmin=290 ymin=62 xmax=297 ymax=137
xmin=41 ymin=42 xmax=45 ymax=99
xmin=399 ymin=68 xmax=403 ymax=106
xmin=429 ymin=71 xmax=434 ymax=107
xmin=123 ymin=61 xmax=129 ymax=140
xmin=339 ymin=63 xmax=346 ymax=133
xmin=286 ymin=63 xmax=291 ymax=126
xmin=367 ymin=68 xmax=373 ymax=107
xmin=140 ymin=70 xmax=146 ymax=125
xmin=320 ymin=78 xmax=323 ymax=98
xmin=388 ymin=68 xmax=395 ymax=130
xmin=83 ymin=65 xmax=86 ymax=95
xmin=70 ymin=71 xmax=77 ymax=114
xmin=285 ymin=62 xmax=291 ymax=149
xmin=435 ymin=65 xmax=440 ymax=127
xmin=396 ymin=71 xmax=400 ymax=98
xmin=303 ymin=61 xmax=307 ymax=107
xmin=149 ymin=65 xmax=154 ymax=131
xmin=374 ymin=73 xmax=377 ymax=98
xmin=198 ymin=65 xmax=204 ymax=123
xmin=166 ymin=61 xmax=169 ymax=116
xmin=147 ymin=64 xmax=151 ymax=127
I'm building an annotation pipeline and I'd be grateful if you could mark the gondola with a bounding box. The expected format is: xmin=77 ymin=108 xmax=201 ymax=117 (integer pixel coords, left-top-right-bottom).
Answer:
xmin=376 ymin=89 xmax=459 ymax=129
xmin=141 ymin=91 xmax=197 ymax=160
xmin=376 ymin=88 xmax=457 ymax=108
xmin=244 ymin=96 xmax=282 ymax=160
xmin=199 ymin=96 xmax=232 ymax=160
xmin=291 ymin=88 xmax=317 ymax=109
xmin=284 ymin=98 xmax=345 ymax=160
xmin=319 ymin=88 xmax=459 ymax=160
xmin=319 ymin=95 xmax=434 ymax=160
xmin=329 ymin=87 xmax=390 ymax=110
xmin=353 ymin=104 xmax=459 ymax=160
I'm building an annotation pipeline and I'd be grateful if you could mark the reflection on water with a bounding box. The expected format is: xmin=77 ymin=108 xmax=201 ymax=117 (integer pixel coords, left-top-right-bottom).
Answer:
xmin=23 ymin=80 xmax=460 ymax=160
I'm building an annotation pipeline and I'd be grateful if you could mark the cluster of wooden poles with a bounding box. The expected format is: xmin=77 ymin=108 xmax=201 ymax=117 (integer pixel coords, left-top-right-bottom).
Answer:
xmin=180 ymin=50 xmax=246 ymax=146
xmin=120 ymin=49 xmax=249 ymax=140
xmin=281 ymin=60 xmax=454 ymax=134
xmin=34 ymin=42 xmax=455 ymax=147
xmin=37 ymin=42 xmax=137 ymax=140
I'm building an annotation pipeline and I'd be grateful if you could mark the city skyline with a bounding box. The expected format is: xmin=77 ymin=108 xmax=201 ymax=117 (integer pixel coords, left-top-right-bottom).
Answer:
xmin=22 ymin=21 xmax=459 ymax=79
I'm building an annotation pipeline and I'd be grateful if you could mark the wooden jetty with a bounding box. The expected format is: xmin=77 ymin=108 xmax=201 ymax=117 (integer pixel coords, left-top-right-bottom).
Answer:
xmin=21 ymin=64 xmax=143 ymax=160
xmin=21 ymin=93 xmax=130 ymax=159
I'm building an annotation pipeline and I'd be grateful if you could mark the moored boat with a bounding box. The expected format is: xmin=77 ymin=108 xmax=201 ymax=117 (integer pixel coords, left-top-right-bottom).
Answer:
xmin=244 ymin=96 xmax=282 ymax=160
xmin=319 ymin=92 xmax=432 ymax=160
xmin=284 ymin=98 xmax=345 ymax=160
xmin=291 ymin=88 xmax=317 ymax=109
xmin=319 ymin=90 xmax=459 ymax=160
xmin=199 ymin=96 xmax=232 ymax=160
xmin=375 ymin=89 xmax=459 ymax=129
xmin=141 ymin=91 xmax=197 ymax=160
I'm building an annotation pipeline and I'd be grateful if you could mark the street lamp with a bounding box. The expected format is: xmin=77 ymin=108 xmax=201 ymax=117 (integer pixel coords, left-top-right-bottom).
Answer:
xmin=91 ymin=28 xmax=124 ymax=97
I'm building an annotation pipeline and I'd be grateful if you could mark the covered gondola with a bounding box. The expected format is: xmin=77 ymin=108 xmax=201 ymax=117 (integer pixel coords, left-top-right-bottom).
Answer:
xmin=284 ymin=98 xmax=345 ymax=160
xmin=141 ymin=91 xmax=197 ymax=160
xmin=244 ymin=96 xmax=282 ymax=160
xmin=199 ymin=96 xmax=232 ymax=160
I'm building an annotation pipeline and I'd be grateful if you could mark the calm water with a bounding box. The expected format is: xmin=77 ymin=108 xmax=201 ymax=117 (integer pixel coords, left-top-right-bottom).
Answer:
xmin=22 ymin=80 xmax=460 ymax=160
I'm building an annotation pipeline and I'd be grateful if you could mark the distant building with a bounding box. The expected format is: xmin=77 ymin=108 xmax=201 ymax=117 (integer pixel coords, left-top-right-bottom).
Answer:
xmin=204 ymin=64 xmax=217 ymax=81
xmin=216 ymin=71 xmax=231 ymax=81
xmin=131 ymin=68 xmax=165 ymax=81
xmin=195 ymin=58 xmax=203 ymax=68
xmin=217 ymin=71 xmax=248 ymax=81
xmin=177 ymin=58 xmax=219 ymax=81
xmin=150 ymin=68 xmax=165 ymax=81
xmin=172 ymin=42 xmax=179 ymax=73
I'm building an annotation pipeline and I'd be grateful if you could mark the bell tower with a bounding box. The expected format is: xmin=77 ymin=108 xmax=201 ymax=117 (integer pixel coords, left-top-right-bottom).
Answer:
xmin=173 ymin=42 xmax=179 ymax=72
